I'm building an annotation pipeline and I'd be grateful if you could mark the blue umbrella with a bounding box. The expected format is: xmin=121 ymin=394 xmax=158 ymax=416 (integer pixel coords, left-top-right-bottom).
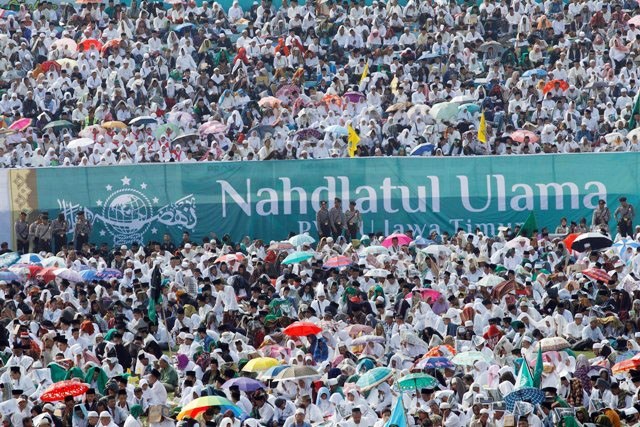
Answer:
xmin=95 ymin=268 xmax=123 ymax=279
xmin=459 ymin=103 xmax=481 ymax=114
xmin=0 ymin=271 xmax=19 ymax=281
xmin=0 ymin=252 xmax=20 ymax=268
xmin=259 ymin=365 xmax=290 ymax=381
xmin=222 ymin=377 xmax=265 ymax=392
xmin=19 ymin=253 xmax=43 ymax=264
xmin=288 ymin=233 xmax=316 ymax=247
xmin=282 ymin=251 xmax=314 ymax=265
xmin=504 ymin=387 xmax=544 ymax=412
xmin=416 ymin=357 xmax=454 ymax=370
xmin=174 ymin=23 xmax=195 ymax=35
xmin=324 ymin=125 xmax=348 ymax=136
xmin=522 ymin=69 xmax=547 ymax=78
xmin=80 ymin=269 xmax=98 ymax=281
xmin=410 ymin=143 xmax=435 ymax=156
xmin=355 ymin=367 xmax=393 ymax=391
xmin=613 ymin=238 xmax=640 ymax=256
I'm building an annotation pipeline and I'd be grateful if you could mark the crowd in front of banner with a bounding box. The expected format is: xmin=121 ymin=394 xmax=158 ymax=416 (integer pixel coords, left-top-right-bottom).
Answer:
xmin=2 ymin=0 xmax=640 ymax=166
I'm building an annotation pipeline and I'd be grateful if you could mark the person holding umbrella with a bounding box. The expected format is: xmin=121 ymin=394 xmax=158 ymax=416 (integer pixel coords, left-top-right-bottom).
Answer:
xmin=615 ymin=196 xmax=635 ymax=238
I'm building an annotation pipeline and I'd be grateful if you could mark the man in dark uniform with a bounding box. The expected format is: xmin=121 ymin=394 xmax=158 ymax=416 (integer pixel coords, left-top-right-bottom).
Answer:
xmin=51 ymin=212 xmax=69 ymax=254
xmin=615 ymin=196 xmax=635 ymax=238
xmin=316 ymin=200 xmax=331 ymax=239
xmin=345 ymin=201 xmax=361 ymax=241
xmin=73 ymin=211 xmax=92 ymax=251
xmin=14 ymin=211 xmax=29 ymax=254
xmin=329 ymin=197 xmax=346 ymax=240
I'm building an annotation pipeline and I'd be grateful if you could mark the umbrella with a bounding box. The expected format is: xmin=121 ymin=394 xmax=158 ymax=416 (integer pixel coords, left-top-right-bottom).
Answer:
xmin=101 ymin=38 xmax=121 ymax=54
xmin=19 ymin=253 xmax=43 ymax=264
xmin=324 ymin=125 xmax=348 ymax=136
xmin=155 ymin=123 xmax=180 ymax=139
xmin=343 ymin=91 xmax=365 ymax=103
xmin=77 ymin=39 xmax=103 ymax=52
xmin=221 ymin=377 xmax=265 ymax=392
xmin=459 ymin=104 xmax=481 ymax=114
xmin=346 ymin=325 xmax=373 ymax=337
xmin=67 ymin=138 xmax=94 ymax=150
xmin=510 ymin=129 xmax=539 ymax=143
xmin=282 ymin=251 xmax=314 ymax=265
xmin=407 ymin=104 xmax=430 ymax=120
xmin=242 ymin=357 xmax=280 ymax=372
xmin=276 ymin=84 xmax=301 ymax=100
xmin=43 ymin=120 xmax=73 ymax=131
xmin=478 ymin=40 xmax=505 ymax=53
xmin=0 ymin=252 xmax=20 ymax=268
xmin=167 ymin=111 xmax=195 ymax=127
xmin=199 ymin=121 xmax=227 ymax=135
xmin=323 ymin=256 xmax=352 ymax=269
xmin=258 ymin=365 xmax=290 ymax=381
xmin=410 ymin=143 xmax=435 ymax=156
xmin=36 ymin=267 xmax=58 ymax=283
xmin=404 ymin=288 xmax=441 ymax=303
xmin=361 ymin=246 xmax=389 ymax=255
xmin=8 ymin=118 xmax=32 ymax=131
xmin=629 ymin=15 xmax=640 ymax=27
xmin=350 ymin=335 xmax=386 ymax=346
xmin=79 ymin=269 xmax=98 ymax=281
xmin=355 ymin=367 xmax=393 ymax=391
xmin=451 ymin=95 xmax=477 ymax=104
xmin=268 ymin=241 xmax=295 ymax=251
xmin=9 ymin=264 xmax=42 ymax=278
xmin=289 ymin=233 xmax=316 ymax=247
xmin=295 ymin=128 xmax=323 ymax=140
xmin=542 ymin=79 xmax=569 ymax=94
xmin=273 ymin=366 xmax=320 ymax=381
xmin=451 ymin=351 xmax=491 ymax=366
xmin=386 ymin=102 xmax=412 ymax=113
xmin=612 ymin=354 xmax=640 ymax=375
xmin=491 ymin=280 xmax=516 ymax=300
xmin=40 ymin=380 xmax=89 ymax=402
xmin=51 ymin=38 xmax=77 ymax=52
xmin=95 ymin=268 xmax=123 ymax=279
xmin=582 ymin=268 xmax=612 ymax=283
xmin=477 ymin=274 xmax=504 ymax=288
xmin=129 ymin=116 xmax=157 ymax=127
xmin=54 ymin=268 xmax=84 ymax=283
xmin=522 ymin=69 xmax=547 ymax=78
xmin=504 ymin=388 xmax=545 ymax=412
xmin=381 ymin=233 xmax=412 ymax=247
xmin=429 ymin=101 xmax=459 ymax=121
xmin=414 ymin=357 xmax=455 ymax=370
xmin=101 ymin=121 xmax=127 ymax=130
xmin=425 ymin=345 xmax=457 ymax=358
xmin=421 ymin=245 xmax=451 ymax=257
xmin=364 ymin=268 xmax=390 ymax=278
xmin=613 ymin=237 xmax=640 ymax=255
xmin=628 ymin=128 xmax=640 ymax=141
xmin=172 ymin=133 xmax=200 ymax=146
xmin=177 ymin=396 xmax=244 ymax=420
xmin=55 ymin=58 xmax=77 ymax=69
xmin=258 ymin=96 xmax=282 ymax=108
xmin=505 ymin=236 xmax=530 ymax=249
xmin=174 ymin=22 xmax=195 ymax=35
xmin=79 ymin=125 xmax=105 ymax=138
xmin=41 ymin=257 xmax=66 ymax=268
xmin=571 ymin=232 xmax=613 ymax=252
xmin=563 ymin=233 xmax=581 ymax=251
xmin=536 ymin=337 xmax=570 ymax=352
xmin=39 ymin=60 xmax=62 ymax=73
xmin=605 ymin=132 xmax=625 ymax=143
xmin=0 ymin=271 xmax=19 ymax=281
xmin=248 ymin=125 xmax=275 ymax=138
xmin=283 ymin=321 xmax=322 ymax=337
xmin=397 ymin=373 xmax=439 ymax=391
xmin=214 ymin=253 xmax=243 ymax=264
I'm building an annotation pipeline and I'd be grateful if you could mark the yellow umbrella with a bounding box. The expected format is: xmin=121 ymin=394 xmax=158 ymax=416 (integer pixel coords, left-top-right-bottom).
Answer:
xmin=101 ymin=121 xmax=127 ymax=130
xmin=241 ymin=357 xmax=280 ymax=372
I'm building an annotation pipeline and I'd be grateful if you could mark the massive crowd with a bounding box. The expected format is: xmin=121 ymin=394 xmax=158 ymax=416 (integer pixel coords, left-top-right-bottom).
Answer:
xmin=2 ymin=0 xmax=640 ymax=166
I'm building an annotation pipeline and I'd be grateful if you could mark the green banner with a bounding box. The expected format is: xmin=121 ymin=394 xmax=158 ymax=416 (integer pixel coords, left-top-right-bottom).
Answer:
xmin=28 ymin=154 xmax=633 ymax=245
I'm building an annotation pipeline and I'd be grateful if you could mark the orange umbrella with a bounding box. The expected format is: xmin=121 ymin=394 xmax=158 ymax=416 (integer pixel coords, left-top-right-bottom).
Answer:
xmin=77 ymin=39 xmax=103 ymax=52
xmin=563 ymin=233 xmax=581 ymax=251
xmin=542 ymin=79 xmax=569 ymax=94
xmin=101 ymin=39 xmax=121 ymax=55
xmin=613 ymin=355 xmax=640 ymax=375
xmin=321 ymin=94 xmax=343 ymax=107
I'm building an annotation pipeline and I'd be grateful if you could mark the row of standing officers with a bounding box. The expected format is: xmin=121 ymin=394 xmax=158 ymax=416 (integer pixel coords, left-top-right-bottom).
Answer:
xmin=14 ymin=210 xmax=91 ymax=254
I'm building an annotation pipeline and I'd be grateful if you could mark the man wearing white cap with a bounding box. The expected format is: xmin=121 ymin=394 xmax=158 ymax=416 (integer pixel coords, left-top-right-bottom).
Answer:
xmin=99 ymin=411 xmax=118 ymax=427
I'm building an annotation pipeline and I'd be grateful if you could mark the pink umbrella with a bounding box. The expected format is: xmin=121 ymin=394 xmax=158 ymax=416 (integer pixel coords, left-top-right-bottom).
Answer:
xmin=323 ymin=256 xmax=353 ymax=269
xmin=381 ymin=233 xmax=412 ymax=248
xmin=214 ymin=253 xmax=245 ymax=263
xmin=405 ymin=288 xmax=442 ymax=303
xmin=9 ymin=118 xmax=32 ymax=131
xmin=199 ymin=121 xmax=227 ymax=135
xmin=510 ymin=129 xmax=539 ymax=143
xmin=629 ymin=15 xmax=640 ymax=27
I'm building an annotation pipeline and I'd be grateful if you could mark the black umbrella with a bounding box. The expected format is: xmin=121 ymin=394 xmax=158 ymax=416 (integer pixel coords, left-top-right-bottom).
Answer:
xmin=571 ymin=232 xmax=613 ymax=252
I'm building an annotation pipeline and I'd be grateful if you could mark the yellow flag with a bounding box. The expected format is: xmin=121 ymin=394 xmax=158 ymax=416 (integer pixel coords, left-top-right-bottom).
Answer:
xmin=478 ymin=110 xmax=487 ymax=143
xmin=347 ymin=124 xmax=360 ymax=158
xmin=359 ymin=63 xmax=369 ymax=85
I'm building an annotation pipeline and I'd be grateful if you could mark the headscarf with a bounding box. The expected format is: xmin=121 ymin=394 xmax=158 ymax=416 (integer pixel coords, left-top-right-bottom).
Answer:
xmin=130 ymin=405 xmax=143 ymax=419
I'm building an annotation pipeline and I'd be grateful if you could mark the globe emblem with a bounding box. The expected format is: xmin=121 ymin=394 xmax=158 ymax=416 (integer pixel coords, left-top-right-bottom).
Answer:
xmin=102 ymin=189 xmax=152 ymax=240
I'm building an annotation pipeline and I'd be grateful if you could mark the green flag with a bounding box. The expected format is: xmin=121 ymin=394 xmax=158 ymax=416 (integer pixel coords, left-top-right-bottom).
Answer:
xmin=533 ymin=345 xmax=543 ymax=388
xmin=517 ymin=211 xmax=537 ymax=237
xmin=630 ymin=93 xmax=640 ymax=130
xmin=148 ymin=265 xmax=163 ymax=324
xmin=515 ymin=356 xmax=534 ymax=390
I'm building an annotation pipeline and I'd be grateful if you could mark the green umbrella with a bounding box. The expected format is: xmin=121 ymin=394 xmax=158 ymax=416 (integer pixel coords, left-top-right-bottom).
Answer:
xmin=397 ymin=373 xmax=439 ymax=391
xmin=355 ymin=367 xmax=393 ymax=391
xmin=429 ymin=101 xmax=460 ymax=121
xmin=155 ymin=123 xmax=181 ymax=139
xmin=282 ymin=251 xmax=314 ymax=265
xmin=43 ymin=120 xmax=73 ymax=131
xmin=451 ymin=351 xmax=492 ymax=366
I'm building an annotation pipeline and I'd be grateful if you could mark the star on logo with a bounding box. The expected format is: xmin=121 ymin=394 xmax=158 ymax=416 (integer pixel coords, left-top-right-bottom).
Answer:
xmin=140 ymin=182 xmax=147 ymax=190
xmin=96 ymin=199 xmax=103 ymax=207
xmin=151 ymin=227 xmax=158 ymax=234
xmin=106 ymin=185 xmax=112 ymax=191
xmin=99 ymin=230 xmax=106 ymax=236
xmin=121 ymin=176 xmax=131 ymax=186
xmin=152 ymin=197 xmax=159 ymax=204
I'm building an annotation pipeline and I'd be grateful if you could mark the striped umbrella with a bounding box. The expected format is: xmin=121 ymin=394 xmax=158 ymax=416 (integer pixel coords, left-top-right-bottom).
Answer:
xmin=177 ymin=396 xmax=244 ymax=420
xmin=355 ymin=367 xmax=393 ymax=391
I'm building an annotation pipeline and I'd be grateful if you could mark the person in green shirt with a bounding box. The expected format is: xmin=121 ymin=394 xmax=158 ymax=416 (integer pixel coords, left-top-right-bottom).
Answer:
xmin=158 ymin=355 xmax=179 ymax=393
xmin=104 ymin=0 xmax=116 ymax=19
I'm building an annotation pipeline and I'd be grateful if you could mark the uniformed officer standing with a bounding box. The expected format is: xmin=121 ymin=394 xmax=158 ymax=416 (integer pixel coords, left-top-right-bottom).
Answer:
xmin=14 ymin=212 xmax=29 ymax=254
xmin=316 ymin=200 xmax=331 ymax=239
xmin=51 ymin=213 xmax=69 ymax=254
xmin=73 ymin=211 xmax=92 ymax=251
xmin=345 ymin=201 xmax=362 ymax=241
xmin=329 ymin=197 xmax=346 ymax=240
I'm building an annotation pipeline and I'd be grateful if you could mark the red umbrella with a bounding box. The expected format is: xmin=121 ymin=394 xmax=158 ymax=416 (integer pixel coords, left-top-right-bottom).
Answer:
xmin=563 ymin=233 xmax=581 ymax=251
xmin=77 ymin=38 xmax=103 ymax=52
xmin=36 ymin=267 xmax=58 ymax=283
xmin=613 ymin=355 xmax=640 ymax=375
xmin=323 ymin=256 xmax=353 ymax=269
xmin=510 ymin=129 xmax=539 ymax=143
xmin=381 ymin=233 xmax=412 ymax=248
xmin=40 ymin=380 xmax=89 ymax=402
xmin=542 ymin=79 xmax=569 ymax=94
xmin=101 ymin=38 xmax=121 ymax=55
xmin=582 ymin=268 xmax=612 ymax=283
xmin=283 ymin=321 xmax=322 ymax=337
xmin=14 ymin=263 xmax=42 ymax=278
xmin=40 ymin=60 xmax=62 ymax=73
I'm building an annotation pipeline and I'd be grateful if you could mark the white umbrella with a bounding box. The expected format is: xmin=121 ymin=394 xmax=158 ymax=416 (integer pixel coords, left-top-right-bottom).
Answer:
xmin=67 ymin=138 xmax=94 ymax=150
xmin=451 ymin=94 xmax=476 ymax=104
xmin=628 ymin=128 xmax=640 ymax=140
xmin=477 ymin=274 xmax=504 ymax=288
xmin=604 ymin=132 xmax=625 ymax=143
xmin=505 ymin=236 xmax=530 ymax=249
xmin=365 ymin=268 xmax=390 ymax=278
xmin=361 ymin=246 xmax=389 ymax=255
xmin=41 ymin=256 xmax=66 ymax=268
xmin=54 ymin=268 xmax=83 ymax=283
xmin=421 ymin=245 xmax=451 ymax=257
xmin=406 ymin=104 xmax=430 ymax=120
